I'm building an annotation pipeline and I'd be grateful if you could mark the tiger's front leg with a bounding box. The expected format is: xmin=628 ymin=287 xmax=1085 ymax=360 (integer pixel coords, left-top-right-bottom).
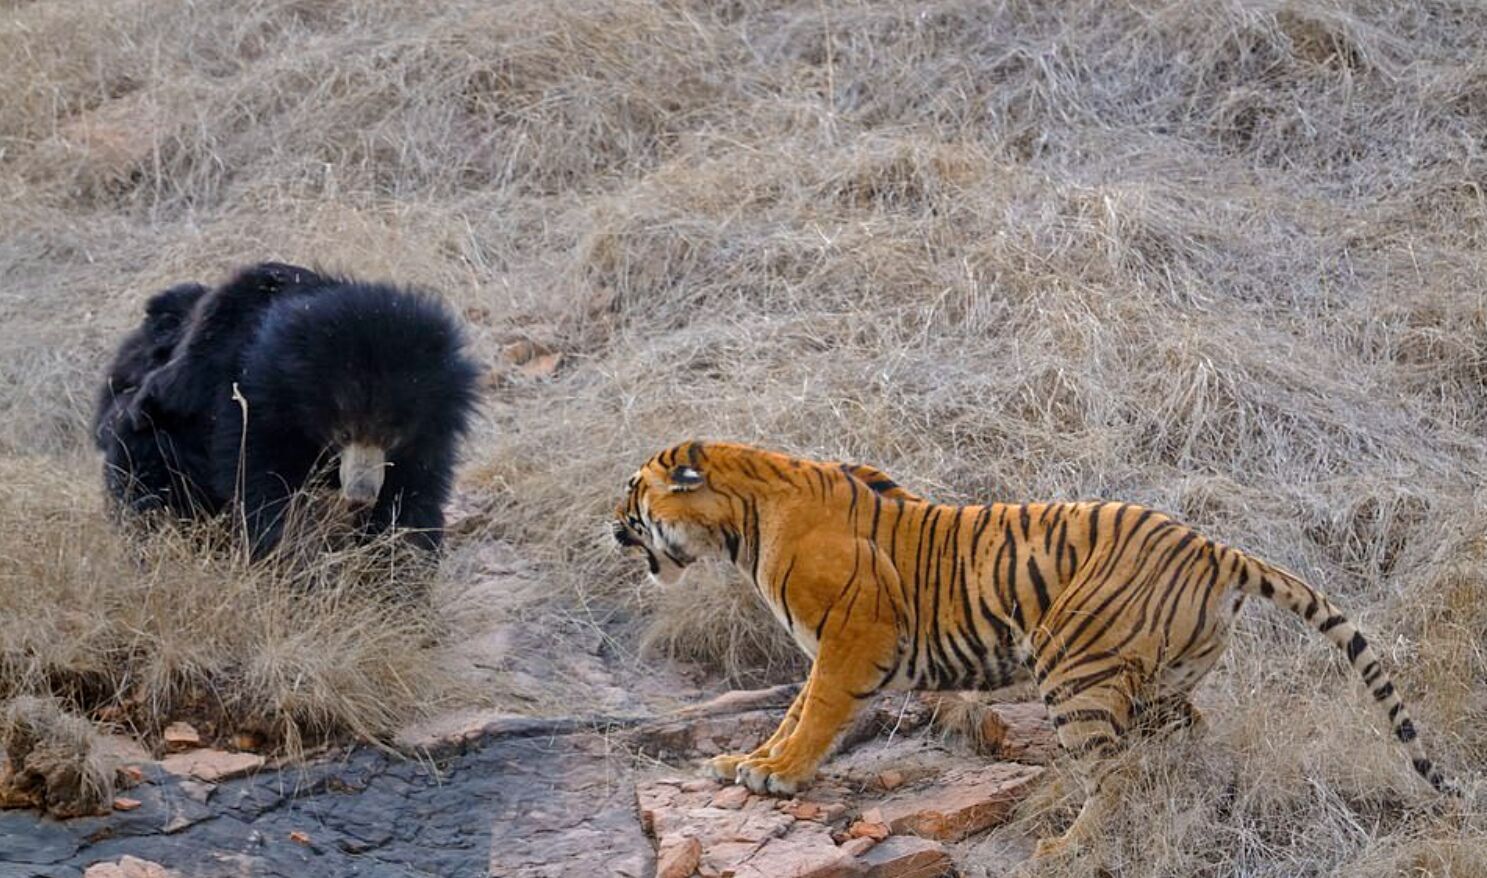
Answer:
xmin=706 ymin=679 xmax=812 ymax=782
xmin=734 ymin=622 xmax=899 ymax=796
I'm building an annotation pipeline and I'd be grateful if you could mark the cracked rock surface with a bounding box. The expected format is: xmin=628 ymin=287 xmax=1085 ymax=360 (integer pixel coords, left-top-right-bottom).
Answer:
xmin=0 ymin=692 xmax=1056 ymax=878
xmin=2 ymin=730 xmax=651 ymax=878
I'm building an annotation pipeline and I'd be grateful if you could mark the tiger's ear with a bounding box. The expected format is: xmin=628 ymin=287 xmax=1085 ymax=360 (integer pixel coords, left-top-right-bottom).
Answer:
xmin=669 ymin=466 xmax=704 ymax=492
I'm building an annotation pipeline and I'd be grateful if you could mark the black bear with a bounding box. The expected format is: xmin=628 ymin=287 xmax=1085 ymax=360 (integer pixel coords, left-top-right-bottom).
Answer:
xmin=99 ymin=263 xmax=480 ymax=557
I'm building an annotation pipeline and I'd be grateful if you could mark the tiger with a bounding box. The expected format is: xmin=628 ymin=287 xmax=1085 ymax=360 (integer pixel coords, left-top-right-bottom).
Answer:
xmin=612 ymin=440 xmax=1457 ymax=859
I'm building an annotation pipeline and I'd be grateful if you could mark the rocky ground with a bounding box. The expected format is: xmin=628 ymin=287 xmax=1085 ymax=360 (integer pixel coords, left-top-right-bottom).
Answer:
xmin=1 ymin=685 xmax=1058 ymax=878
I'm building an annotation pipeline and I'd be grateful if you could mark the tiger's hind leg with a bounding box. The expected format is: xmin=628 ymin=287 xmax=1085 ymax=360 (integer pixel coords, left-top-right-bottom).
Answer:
xmin=1135 ymin=693 xmax=1206 ymax=737
xmin=1034 ymin=676 xmax=1140 ymax=861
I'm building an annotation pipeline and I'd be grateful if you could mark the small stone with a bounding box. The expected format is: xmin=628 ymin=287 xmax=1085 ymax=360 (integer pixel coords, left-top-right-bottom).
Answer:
xmin=656 ymin=836 xmax=702 ymax=878
xmin=848 ymin=820 xmax=890 ymax=842
xmin=784 ymin=801 xmax=823 ymax=821
xmin=162 ymin=722 xmax=200 ymax=752
xmin=111 ymin=796 xmax=142 ymax=811
xmin=177 ymin=780 xmax=214 ymax=804
xmin=500 ymin=339 xmax=544 ymax=364
xmin=84 ymin=857 xmax=177 ymax=878
xmin=118 ymin=765 xmax=145 ymax=786
xmin=501 ymin=339 xmax=564 ymax=379
xmin=859 ymin=836 xmax=953 ymax=878
xmin=876 ymin=770 xmax=905 ymax=791
xmin=159 ymin=749 xmax=265 ymax=783
xmin=289 ymin=830 xmax=311 ymax=846
xmin=519 ymin=352 xmax=562 ymax=380
xmin=822 ymin=802 xmax=848 ymax=820
xmin=231 ymin=732 xmax=264 ymax=752
xmin=709 ymin=785 xmax=750 ymax=810
xmin=119 ymin=856 xmax=174 ymax=878
xmin=839 ymin=836 xmax=877 ymax=857
xmin=680 ymin=778 xmax=718 ymax=793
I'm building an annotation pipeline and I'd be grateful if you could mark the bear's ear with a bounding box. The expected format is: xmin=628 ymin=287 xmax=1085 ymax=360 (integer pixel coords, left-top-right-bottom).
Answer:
xmin=668 ymin=465 xmax=703 ymax=493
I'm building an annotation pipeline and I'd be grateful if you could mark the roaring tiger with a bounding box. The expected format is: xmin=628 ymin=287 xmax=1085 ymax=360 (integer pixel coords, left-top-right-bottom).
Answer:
xmin=612 ymin=440 xmax=1456 ymax=858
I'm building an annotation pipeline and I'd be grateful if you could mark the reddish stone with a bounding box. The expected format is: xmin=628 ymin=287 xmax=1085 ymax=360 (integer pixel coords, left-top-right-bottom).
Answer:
xmin=657 ymin=836 xmax=702 ymax=878
xmin=709 ymin=784 xmax=750 ymax=810
xmin=161 ymin=722 xmax=200 ymax=752
xmin=878 ymin=764 xmax=1044 ymax=841
xmin=859 ymin=836 xmax=953 ymax=877
xmin=839 ymin=836 xmax=877 ymax=857
xmin=876 ymin=769 xmax=905 ymax=791
xmin=977 ymin=702 xmax=1058 ymax=764
xmin=848 ymin=820 xmax=890 ymax=842
xmin=785 ymin=800 xmax=824 ymax=820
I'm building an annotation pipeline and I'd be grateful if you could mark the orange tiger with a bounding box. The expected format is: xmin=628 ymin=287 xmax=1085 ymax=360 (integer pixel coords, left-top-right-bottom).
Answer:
xmin=612 ymin=440 xmax=1456 ymax=858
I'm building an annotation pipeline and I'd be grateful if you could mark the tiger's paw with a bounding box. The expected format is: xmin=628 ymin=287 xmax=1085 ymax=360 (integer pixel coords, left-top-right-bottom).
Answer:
xmin=735 ymin=756 xmax=812 ymax=796
xmin=705 ymin=753 xmax=748 ymax=783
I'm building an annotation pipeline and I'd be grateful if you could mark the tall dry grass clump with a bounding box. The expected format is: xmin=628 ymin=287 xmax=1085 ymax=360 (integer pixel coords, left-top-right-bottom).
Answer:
xmin=0 ymin=457 xmax=467 ymax=754
xmin=2 ymin=0 xmax=1485 ymax=870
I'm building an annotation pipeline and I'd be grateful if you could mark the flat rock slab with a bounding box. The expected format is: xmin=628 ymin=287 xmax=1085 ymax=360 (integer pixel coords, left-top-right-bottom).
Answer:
xmin=859 ymin=836 xmax=954 ymax=877
xmin=637 ymin=755 xmax=1040 ymax=878
xmin=487 ymin=735 xmax=652 ymax=878
xmin=0 ymin=735 xmax=649 ymax=878
xmin=158 ymin=749 xmax=265 ymax=784
xmin=877 ymin=763 xmax=1045 ymax=842
xmin=642 ymin=779 xmax=975 ymax=878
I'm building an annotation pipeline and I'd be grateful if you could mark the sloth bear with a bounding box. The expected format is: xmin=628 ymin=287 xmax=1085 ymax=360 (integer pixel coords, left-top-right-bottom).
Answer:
xmin=97 ymin=262 xmax=480 ymax=557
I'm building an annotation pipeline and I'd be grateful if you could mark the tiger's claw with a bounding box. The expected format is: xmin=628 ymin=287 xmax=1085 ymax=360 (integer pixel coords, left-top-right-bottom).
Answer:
xmin=735 ymin=757 xmax=809 ymax=796
xmin=705 ymin=753 xmax=748 ymax=783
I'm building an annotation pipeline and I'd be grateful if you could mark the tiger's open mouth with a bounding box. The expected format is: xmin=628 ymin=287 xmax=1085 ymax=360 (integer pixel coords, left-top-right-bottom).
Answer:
xmin=612 ymin=518 xmax=691 ymax=582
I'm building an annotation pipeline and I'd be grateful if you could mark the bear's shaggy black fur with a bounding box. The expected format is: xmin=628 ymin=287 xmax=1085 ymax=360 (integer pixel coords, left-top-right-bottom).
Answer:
xmin=97 ymin=263 xmax=479 ymax=557
xmin=96 ymin=263 xmax=326 ymax=518
xmin=213 ymin=280 xmax=481 ymax=555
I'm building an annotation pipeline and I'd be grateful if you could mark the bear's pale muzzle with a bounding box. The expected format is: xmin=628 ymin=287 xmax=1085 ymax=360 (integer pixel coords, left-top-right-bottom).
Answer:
xmin=338 ymin=442 xmax=386 ymax=507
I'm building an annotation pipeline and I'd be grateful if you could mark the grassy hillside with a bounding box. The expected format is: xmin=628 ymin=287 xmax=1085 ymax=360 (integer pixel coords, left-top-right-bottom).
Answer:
xmin=2 ymin=0 xmax=1483 ymax=872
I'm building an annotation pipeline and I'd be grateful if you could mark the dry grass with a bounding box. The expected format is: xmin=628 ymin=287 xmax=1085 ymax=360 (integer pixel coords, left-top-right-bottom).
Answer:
xmin=0 ymin=695 xmax=114 ymax=818
xmin=0 ymin=457 xmax=471 ymax=755
xmin=2 ymin=0 xmax=1485 ymax=869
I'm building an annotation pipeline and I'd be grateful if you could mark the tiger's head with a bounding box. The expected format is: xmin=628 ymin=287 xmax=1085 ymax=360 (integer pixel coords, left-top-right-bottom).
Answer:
xmin=612 ymin=441 xmax=737 ymax=585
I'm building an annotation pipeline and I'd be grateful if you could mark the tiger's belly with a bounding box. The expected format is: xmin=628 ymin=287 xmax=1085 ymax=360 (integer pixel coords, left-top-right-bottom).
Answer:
xmin=882 ymin=635 xmax=1033 ymax=693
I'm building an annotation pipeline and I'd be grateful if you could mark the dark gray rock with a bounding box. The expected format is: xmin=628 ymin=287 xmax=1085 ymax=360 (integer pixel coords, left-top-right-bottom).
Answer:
xmin=0 ymin=732 xmax=653 ymax=878
xmin=0 ymin=812 xmax=80 ymax=865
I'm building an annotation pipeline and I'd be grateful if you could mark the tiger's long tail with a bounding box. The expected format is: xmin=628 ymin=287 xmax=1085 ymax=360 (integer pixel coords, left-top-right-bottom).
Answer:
xmin=1239 ymin=555 xmax=1457 ymax=795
